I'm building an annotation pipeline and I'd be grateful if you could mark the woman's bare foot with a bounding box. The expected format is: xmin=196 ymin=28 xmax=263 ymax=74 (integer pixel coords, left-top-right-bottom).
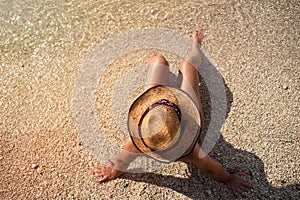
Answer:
xmin=193 ymin=29 xmax=204 ymax=45
xmin=184 ymin=29 xmax=203 ymax=69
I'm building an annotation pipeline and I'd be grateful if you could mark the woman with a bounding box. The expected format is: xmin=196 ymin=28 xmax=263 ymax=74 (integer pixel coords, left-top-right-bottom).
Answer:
xmin=92 ymin=29 xmax=252 ymax=196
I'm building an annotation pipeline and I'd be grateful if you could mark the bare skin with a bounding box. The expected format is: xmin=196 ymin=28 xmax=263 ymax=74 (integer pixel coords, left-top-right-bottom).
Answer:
xmin=92 ymin=30 xmax=252 ymax=196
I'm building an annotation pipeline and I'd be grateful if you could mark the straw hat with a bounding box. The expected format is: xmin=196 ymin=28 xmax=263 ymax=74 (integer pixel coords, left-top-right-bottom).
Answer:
xmin=127 ymin=85 xmax=201 ymax=162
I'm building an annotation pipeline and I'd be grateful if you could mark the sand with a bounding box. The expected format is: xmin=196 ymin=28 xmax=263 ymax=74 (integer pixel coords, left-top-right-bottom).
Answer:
xmin=0 ymin=0 xmax=299 ymax=199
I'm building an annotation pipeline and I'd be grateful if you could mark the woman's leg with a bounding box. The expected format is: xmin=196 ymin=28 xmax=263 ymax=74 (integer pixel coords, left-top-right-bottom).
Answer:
xmin=179 ymin=30 xmax=204 ymax=124
xmin=145 ymin=54 xmax=170 ymax=90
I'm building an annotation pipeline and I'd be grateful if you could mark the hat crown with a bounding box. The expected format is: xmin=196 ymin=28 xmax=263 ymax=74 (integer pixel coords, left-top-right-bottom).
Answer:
xmin=140 ymin=100 xmax=181 ymax=151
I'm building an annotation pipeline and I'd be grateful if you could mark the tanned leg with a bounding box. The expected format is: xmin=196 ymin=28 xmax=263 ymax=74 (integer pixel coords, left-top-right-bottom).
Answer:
xmin=179 ymin=29 xmax=204 ymax=125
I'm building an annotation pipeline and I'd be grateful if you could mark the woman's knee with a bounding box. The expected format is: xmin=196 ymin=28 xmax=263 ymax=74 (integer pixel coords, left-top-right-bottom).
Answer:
xmin=180 ymin=60 xmax=195 ymax=73
xmin=148 ymin=54 xmax=169 ymax=66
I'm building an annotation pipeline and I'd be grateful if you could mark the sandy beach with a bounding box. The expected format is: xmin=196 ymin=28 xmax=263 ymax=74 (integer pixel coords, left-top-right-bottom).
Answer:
xmin=1 ymin=0 xmax=299 ymax=199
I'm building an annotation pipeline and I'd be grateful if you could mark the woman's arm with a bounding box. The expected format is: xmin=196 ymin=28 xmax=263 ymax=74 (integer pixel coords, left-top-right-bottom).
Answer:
xmin=179 ymin=144 xmax=252 ymax=196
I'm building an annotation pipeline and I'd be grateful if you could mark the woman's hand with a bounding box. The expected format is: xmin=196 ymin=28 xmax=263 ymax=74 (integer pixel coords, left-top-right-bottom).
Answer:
xmin=225 ymin=172 xmax=253 ymax=196
xmin=91 ymin=140 xmax=140 ymax=183
xmin=91 ymin=160 xmax=120 ymax=183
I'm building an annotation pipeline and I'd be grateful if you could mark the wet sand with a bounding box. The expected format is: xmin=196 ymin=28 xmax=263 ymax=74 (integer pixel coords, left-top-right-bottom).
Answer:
xmin=1 ymin=0 xmax=299 ymax=199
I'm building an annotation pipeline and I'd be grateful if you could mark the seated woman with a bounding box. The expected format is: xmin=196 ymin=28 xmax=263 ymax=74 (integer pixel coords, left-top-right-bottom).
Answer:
xmin=92 ymin=29 xmax=252 ymax=196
